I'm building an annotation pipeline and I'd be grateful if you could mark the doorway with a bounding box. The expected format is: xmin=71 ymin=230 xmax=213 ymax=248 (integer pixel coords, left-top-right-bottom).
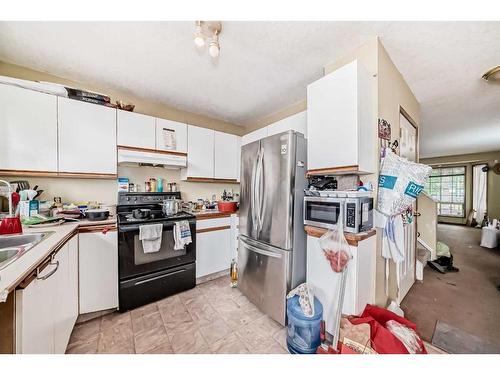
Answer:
xmin=397 ymin=109 xmax=418 ymax=303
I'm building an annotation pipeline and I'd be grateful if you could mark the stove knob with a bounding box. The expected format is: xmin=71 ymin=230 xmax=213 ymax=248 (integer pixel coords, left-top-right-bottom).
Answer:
xmin=134 ymin=197 xmax=138 ymax=201
xmin=126 ymin=197 xmax=130 ymax=201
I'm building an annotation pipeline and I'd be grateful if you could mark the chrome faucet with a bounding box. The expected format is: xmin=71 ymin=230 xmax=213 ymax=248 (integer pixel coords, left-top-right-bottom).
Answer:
xmin=0 ymin=180 xmax=13 ymax=217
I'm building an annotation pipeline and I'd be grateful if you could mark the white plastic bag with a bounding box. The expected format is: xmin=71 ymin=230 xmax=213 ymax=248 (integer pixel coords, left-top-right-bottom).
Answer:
xmin=377 ymin=150 xmax=432 ymax=217
xmin=286 ymin=283 xmax=315 ymax=317
xmin=386 ymin=320 xmax=423 ymax=354
xmin=318 ymin=206 xmax=352 ymax=273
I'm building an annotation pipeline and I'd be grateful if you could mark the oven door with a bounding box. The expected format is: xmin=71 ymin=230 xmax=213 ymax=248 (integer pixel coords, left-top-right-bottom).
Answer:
xmin=118 ymin=219 xmax=196 ymax=280
xmin=304 ymin=197 xmax=342 ymax=230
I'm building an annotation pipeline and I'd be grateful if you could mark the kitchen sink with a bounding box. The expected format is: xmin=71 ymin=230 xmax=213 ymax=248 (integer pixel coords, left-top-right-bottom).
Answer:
xmin=0 ymin=233 xmax=47 ymax=250
xmin=0 ymin=231 xmax=54 ymax=270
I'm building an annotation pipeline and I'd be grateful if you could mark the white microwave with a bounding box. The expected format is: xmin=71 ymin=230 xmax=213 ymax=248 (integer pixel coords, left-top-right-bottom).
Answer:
xmin=304 ymin=196 xmax=373 ymax=233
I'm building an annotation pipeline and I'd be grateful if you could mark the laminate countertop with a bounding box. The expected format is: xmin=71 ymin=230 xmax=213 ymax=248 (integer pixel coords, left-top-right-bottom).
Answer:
xmin=304 ymin=225 xmax=376 ymax=247
xmin=188 ymin=210 xmax=239 ymax=220
xmin=0 ymin=218 xmax=117 ymax=300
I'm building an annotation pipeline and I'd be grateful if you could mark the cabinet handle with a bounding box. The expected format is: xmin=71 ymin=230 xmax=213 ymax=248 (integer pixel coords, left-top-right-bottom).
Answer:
xmin=36 ymin=255 xmax=59 ymax=281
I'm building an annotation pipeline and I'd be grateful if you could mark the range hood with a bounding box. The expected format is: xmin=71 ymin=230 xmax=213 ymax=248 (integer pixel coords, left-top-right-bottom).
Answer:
xmin=117 ymin=148 xmax=187 ymax=168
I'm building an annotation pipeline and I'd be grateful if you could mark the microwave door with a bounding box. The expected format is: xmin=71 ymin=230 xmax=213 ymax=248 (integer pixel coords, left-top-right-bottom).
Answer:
xmin=304 ymin=198 xmax=341 ymax=229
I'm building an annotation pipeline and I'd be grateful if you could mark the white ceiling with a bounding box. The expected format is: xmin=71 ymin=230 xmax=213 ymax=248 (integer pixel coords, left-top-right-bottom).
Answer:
xmin=0 ymin=21 xmax=499 ymax=158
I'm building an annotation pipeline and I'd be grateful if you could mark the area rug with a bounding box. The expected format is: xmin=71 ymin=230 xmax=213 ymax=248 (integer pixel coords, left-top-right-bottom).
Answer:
xmin=432 ymin=320 xmax=500 ymax=354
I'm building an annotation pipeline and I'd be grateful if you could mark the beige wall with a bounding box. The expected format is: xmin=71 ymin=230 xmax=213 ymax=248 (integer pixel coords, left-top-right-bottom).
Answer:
xmin=421 ymin=150 xmax=500 ymax=223
xmin=0 ymin=167 xmax=239 ymax=206
xmin=0 ymin=61 xmax=241 ymax=205
xmin=245 ymin=99 xmax=307 ymax=134
xmin=376 ymin=40 xmax=421 ymax=307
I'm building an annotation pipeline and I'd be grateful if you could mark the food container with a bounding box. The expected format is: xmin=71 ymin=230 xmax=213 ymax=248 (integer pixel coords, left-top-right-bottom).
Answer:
xmin=100 ymin=204 xmax=116 ymax=217
xmin=217 ymin=201 xmax=238 ymax=213
xmin=286 ymin=295 xmax=323 ymax=354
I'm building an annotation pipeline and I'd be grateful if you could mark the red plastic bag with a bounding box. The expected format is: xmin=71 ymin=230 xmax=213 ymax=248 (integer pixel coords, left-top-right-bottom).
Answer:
xmin=349 ymin=304 xmax=427 ymax=354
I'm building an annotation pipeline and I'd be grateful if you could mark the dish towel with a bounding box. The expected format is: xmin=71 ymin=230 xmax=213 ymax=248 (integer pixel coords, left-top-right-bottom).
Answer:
xmin=139 ymin=223 xmax=163 ymax=253
xmin=174 ymin=220 xmax=192 ymax=251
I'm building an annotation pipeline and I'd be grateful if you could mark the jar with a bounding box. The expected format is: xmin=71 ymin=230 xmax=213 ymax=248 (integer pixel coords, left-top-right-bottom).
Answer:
xmin=286 ymin=295 xmax=323 ymax=354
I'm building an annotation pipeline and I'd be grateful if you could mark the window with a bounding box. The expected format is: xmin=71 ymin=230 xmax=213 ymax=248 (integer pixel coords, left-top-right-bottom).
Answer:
xmin=425 ymin=166 xmax=466 ymax=217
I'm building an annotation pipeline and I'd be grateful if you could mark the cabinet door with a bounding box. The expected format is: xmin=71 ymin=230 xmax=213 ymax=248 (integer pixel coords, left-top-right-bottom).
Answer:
xmin=0 ymin=84 xmax=58 ymax=172
xmin=214 ymin=131 xmax=238 ymax=180
xmin=196 ymin=228 xmax=231 ymax=278
xmin=307 ymin=61 xmax=358 ymax=170
xmin=267 ymin=111 xmax=307 ymax=138
xmin=241 ymin=127 xmax=268 ymax=146
xmin=185 ymin=125 xmax=214 ymax=178
xmin=58 ymin=97 xmax=117 ymax=174
xmin=79 ymin=230 xmax=118 ymax=314
xmin=15 ymin=259 xmax=59 ymax=353
xmin=53 ymin=236 xmax=79 ymax=353
xmin=156 ymin=119 xmax=187 ymax=153
xmin=117 ymin=110 xmax=156 ymax=149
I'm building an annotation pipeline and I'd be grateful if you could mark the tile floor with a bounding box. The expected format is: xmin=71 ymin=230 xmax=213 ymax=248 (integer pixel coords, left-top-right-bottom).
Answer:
xmin=66 ymin=275 xmax=289 ymax=354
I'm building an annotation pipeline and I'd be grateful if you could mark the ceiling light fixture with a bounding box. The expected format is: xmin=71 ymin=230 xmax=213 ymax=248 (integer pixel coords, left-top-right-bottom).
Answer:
xmin=193 ymin=21 xmax=222 ymax=59
xmin=193 ymin=21 xmax=205 ymax=48
xmin=481 ymin=65 xmax=500 ymax=82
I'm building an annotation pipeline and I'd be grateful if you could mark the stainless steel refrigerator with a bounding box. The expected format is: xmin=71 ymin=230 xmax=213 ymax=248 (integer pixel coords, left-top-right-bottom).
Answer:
xmin=238 ymin=130 xmax=307 ymax=325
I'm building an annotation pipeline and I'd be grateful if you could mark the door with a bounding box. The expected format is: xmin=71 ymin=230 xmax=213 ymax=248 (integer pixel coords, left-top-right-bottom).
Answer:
xmin=118 ymin=220 xmax=196 ymax=279
xmin=196 ymin=227 xmax=231 ymax=278
xmin=472 ymin=164 xmax=488 ymax=222
xmin=58 ymin=97 xmax=117 ymax=175
xmin=79 ymin=230 xmax=118 ymax=314
xmin=0 ymin=84 xmax=58 ymax=172
xmin=241 ymin=127 xmax=268 ymax=146
xmin=185 ymin=125 xmax=214 ymax=178
xmin=267 ymin=111 xmax=307 ymax=138
xmin=214 ymin=131 xmax=238 ymax=180
xmin=117 ymin=110 xmax=156 ymax=149
xmin=397 ymin=110 xmax=418 ymax=303
xmin=239 ymin=140 xmax=260 ymax=240
xmin=16 ymin=258 xmax=60 ymax=353
xmin=238 ymin=236 xmax=289 ymax=325
xmin=257 ymin=131 xmax=295 ymax=249
xmin=156 ymin=119 xmax=187 ymax=153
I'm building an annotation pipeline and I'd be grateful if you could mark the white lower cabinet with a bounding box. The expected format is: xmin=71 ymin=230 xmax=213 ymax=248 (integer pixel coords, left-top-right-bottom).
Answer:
xmin=306 ymin=235 xmax=376 ymax=337
xmin=15 ymin=236 xmax=78 ymax=354
xmin=196 ymin=218 xmax=232 ymax=278
xmin=79 ymin=230 xmax=118 ymax=314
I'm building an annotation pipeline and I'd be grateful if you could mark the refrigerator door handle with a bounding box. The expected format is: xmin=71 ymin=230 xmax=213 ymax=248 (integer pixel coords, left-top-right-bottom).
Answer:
xmin=250 ymin=147 xmax=259 ymax=233
xmin=258 ymin=150 xmax=266 ymax=232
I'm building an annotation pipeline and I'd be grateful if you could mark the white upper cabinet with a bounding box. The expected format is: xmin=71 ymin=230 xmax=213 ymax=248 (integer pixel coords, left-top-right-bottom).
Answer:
xmin=156 ymin=119 xmax=187 ymax=153
xmin=58 ymin=97 xmax=117 ymax=175
xmin=182 ymin=125 xmax=214 ymax=179
xmin=307 ymin=59 xmax=375 ymax=173
xmin=117 ymin=110 xmax=156 ymax=149
xmin=267 ymin=111 xmax=307 ymax=138
xmin=214 ymin=131 xmax=238 ymax=180
xmin=241 ymin=127 xmax=268 ymax=146
xmin=0 ymin=84 xmax=58 ymax=172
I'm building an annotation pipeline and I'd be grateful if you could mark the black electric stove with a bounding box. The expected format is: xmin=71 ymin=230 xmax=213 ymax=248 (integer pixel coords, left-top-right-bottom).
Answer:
xmin=117 ymin=192 xmax=196 ymax=311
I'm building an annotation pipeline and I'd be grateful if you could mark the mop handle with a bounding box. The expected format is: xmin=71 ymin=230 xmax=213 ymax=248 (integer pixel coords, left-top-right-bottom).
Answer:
xmin=332 ymin=267 xmax=348 ymax=350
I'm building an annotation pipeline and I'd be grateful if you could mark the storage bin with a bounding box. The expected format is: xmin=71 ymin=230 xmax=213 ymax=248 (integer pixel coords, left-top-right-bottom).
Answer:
xmin=286 ymin=295 xmax=323 ymax=354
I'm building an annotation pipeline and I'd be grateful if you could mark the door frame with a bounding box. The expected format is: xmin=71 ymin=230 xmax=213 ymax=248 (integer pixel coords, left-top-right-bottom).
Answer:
xmin=397 ymin=106 xmax=419 ymax=304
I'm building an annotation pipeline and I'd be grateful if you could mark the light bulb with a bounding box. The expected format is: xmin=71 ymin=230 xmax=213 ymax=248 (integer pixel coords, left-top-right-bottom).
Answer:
xmin=194 ymin=35 xmax=205 ymax=48
xmin=194 ymin=23 xmax=205 ymax=48
xmin=208 ymin=42 xmax=220 ymax=58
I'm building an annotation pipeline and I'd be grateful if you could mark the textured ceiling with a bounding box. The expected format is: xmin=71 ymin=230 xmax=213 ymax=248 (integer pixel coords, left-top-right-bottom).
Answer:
xmin=0 ymin=21 xmax=499 ymax=157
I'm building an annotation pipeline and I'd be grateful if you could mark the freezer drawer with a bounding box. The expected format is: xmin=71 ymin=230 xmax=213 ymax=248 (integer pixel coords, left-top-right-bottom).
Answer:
xmin=237 ymin=236 xmax=290 ymax=325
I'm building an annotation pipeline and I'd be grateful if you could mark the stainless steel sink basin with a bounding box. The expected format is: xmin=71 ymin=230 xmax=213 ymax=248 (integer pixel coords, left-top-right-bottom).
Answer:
xmin=0 ymin=233 xmax=46 ymax=250
xmin=0 ymin=231 xmax=54 ymax=270
xmin=0 ymin=249 xmax=19 ymax=264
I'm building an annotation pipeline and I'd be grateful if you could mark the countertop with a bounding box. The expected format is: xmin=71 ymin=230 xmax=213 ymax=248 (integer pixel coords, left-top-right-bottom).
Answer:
xmin=188 ymin=209 xmax=239 ymax=220
xmin=0 ymin=217 xmax=117 ymax=299
xmin=304 ymin=225 xmax=376 ymax=247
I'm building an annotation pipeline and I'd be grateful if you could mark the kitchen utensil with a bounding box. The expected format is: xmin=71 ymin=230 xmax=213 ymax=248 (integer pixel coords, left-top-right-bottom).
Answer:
xmin=85 ymin=209 xmax=110 ymax=221
xmin=132 ymin=208 xmax=151 ymax=220
xmin=161 ymin=199 xmax=180 ymax=216
xmin=26 ymin=189 xmax=38 ymax=201
xmin=217 ymin=201 xmax=238 ymax=213
xmin=10 ymin=180 xmax=30 ymax=192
